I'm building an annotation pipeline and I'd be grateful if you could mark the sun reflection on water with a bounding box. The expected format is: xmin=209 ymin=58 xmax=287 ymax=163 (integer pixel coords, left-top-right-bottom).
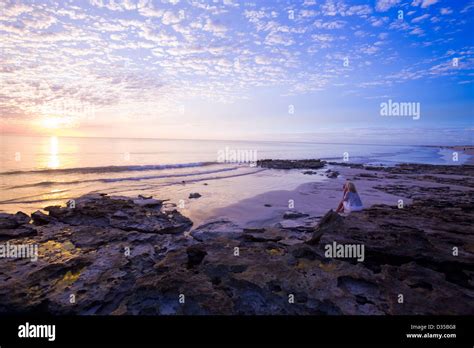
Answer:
xmin=48 ymin=136 xmax=60 ymax=169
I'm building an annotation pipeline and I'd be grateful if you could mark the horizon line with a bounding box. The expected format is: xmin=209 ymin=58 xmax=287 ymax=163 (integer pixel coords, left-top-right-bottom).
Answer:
xmin=1 ymin=131 xmax=472 ymax=148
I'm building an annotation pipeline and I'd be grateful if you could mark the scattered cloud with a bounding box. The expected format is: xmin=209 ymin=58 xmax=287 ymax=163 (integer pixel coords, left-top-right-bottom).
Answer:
xmin=375 ymin=0 xmax=401 ymax=12
xmin=0 ymin=0 xmax=471 ymax=134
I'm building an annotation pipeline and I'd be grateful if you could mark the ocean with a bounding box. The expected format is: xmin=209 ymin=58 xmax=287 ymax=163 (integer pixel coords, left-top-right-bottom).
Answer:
xmin=0 ymin=135 xmax=469 ymax=217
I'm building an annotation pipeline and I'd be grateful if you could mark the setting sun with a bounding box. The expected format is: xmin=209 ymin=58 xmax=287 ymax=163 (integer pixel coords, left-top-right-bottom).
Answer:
xmin=41 ymin=117 xmax=66 ymax=129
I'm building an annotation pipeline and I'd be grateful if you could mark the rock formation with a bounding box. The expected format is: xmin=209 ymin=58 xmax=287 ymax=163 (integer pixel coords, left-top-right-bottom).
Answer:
xmin=0 ymin=164 xmax=473 ymax=315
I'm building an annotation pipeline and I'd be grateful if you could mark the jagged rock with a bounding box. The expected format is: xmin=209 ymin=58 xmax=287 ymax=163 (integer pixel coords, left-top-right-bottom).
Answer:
xmin=31 ymin=210 xmax=55 ymax=225
xmin=186 ymin=245 xmax=207 ymax=268
xmin=44 ymin=205 xmax=63 ymax=217
xmin=241 ymin=228 xmax=283 ymax=243
xmin=0 ymin=163 xmax=473 ymax=315
xmin=190 ymin=220 xmax=242 ymax=242
xmin=291 ymin=245 xmax=321 ymax=260
xmin=307 ymin=210 xmax=343 ymax=245
xmin=0 ymin=212 xmax=30 ymax=229
xmin=189 ymin=193 xmax=202 ymax=199
xmin=277 ymin=220 xmax=308 ymax=230
xmin=327 ymin=171 xmax=339 ymax=178
xmin=133 ymin=198 xmax=163 ymax=207
xmin=42 ymin=195 xmax=192 ymax=234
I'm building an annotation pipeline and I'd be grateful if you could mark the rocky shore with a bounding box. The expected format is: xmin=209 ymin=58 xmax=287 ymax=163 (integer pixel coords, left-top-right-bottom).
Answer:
xmin=257 ymin=158 xmax=325 ymax=169
xmin=0 ymin=161 xmax=473 ymax=315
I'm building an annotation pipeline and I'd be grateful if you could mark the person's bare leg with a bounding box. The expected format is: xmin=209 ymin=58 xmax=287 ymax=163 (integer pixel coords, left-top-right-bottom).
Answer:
xmin=336 ymin=201 xmax=344 ymax=213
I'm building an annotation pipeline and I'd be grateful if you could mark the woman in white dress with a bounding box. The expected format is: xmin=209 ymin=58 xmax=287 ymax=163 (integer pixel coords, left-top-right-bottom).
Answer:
xmin=336 ymin=181 xmax=363 ymax=213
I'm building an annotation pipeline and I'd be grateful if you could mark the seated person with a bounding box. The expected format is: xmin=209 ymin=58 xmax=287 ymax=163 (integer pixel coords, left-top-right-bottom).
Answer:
xmin=336 ymin=181 xmax=363 ymax=213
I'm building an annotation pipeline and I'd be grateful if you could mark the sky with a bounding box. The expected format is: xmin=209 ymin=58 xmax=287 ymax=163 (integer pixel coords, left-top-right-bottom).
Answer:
xmin=0 ymin=0 xmax=473 ymax=144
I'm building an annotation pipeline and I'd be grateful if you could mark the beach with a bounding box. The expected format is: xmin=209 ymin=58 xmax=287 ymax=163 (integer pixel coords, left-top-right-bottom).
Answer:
xmin=1 ymin=158 xmax=473 ymax=315
xmin=1 ymin=135 xmax=473 ymax=216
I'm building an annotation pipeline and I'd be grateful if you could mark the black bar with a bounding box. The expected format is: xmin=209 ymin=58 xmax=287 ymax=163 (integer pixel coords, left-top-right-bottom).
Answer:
xmin=0 ymin=315 xmax=472 ymax=346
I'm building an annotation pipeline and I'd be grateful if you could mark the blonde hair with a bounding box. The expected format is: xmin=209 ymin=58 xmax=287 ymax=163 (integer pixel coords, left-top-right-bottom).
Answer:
xmin=346 ymin=181 xmax=357 ymax=193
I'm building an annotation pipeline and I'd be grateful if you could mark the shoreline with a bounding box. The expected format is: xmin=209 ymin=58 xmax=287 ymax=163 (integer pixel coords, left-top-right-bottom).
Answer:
xmin=1 ymin=143 xmax=473 ymax=216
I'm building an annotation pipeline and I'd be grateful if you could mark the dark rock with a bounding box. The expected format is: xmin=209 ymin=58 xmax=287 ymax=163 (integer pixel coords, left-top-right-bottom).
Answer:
xmin=189 ymin=193 xmax=202 ymax=199
xmin=42 ymin=195 xmax=192 ymax=234
xmin=258 ymin=159 xmax=325 ymax=170
xmin=291 ymin=245 xmax=321 ymax=260
xmin=0 ymin=212 xmax=30 ymax=229
xmin=243 ymin=227 xmax=265 ymax=233
xmin=31 ymin=210 xmax=55 ymax=225
xmin=283 ymin=211 xmax=309 ymax=219
xmin=111 ymin=211 xmax=129 ymax=220
xmin=0 ymin=225 xmax=37 ymax=239
xmin=133 ymin=197 xmax=163 ymax=207
xmin=190 ymin=220 xmax=242 ymax=242
xmin=0 ymin=165 xmax=473 ymax=315
xmin=186 ymin=245 xmax=207 ymax=268
xmin=307 ymin=210 xmax=344 ymax=245
xmin=358 ymin=173 xmax=378 ymax=178
xmin=44 ymin=205 xmax=63 ymax=217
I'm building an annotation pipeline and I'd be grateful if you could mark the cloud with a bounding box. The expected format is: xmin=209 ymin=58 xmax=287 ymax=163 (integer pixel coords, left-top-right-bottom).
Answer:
xmin=265 ymin=31 xmax=294 ymax=46
xmin=440 ymin=8 xmax=453 ymax=15
xmin=375 ymin=0 xmax=401 ymax=12
xmin=300 ymin=10 xmax=318 ymax=18
xmin=162 ymin=10 xmax=184 ymax=25
xmin=411 ymin=14 xmax=430 ymax=23
xmin=345 ymin=5 xmax=373 ymax=16
xmin=412 ymin=0 xmax=439 ymax=8
xmin=370 ymin=17 xmax=387 ymax=27
xmin=1 ymin=0 xmax=471 ymax=135
xmin=311 ymin=34 xmax=334 ymax=42
xmin=138 ymin=5 xmax=163 ymax=18
xmin=410 ymin=27 xmax=425 ymax=36
xmin=320 ymin=0 xmax=347 ymax=16
xmin=313 ymin=19 xmax=345 ymax=29
xmin=255 ymin=56 xmax=271 ymax=65
xmin=203 ymin=18 xmax=227 ymax=35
